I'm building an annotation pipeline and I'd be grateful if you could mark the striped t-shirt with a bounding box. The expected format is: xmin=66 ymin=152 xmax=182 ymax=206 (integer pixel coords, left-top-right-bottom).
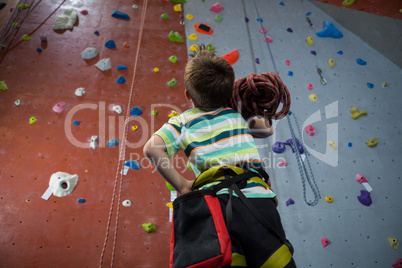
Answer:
xmin=155 ymin=107 xmax=264 ymax=177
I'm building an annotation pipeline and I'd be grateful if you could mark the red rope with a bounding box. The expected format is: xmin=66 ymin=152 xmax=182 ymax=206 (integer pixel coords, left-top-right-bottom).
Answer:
xmin=229 ymin=72 xmax=291 ymax=126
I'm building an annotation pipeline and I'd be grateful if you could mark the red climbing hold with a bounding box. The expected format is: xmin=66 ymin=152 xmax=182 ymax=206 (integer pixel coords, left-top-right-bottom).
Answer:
xmin=221 ymin=49 xmax=239 ymax=65
xmin=392 ymin=258 xmax=402 ymax=268
xmin=321 ymin=238 xmax=331 ymax=248
xmin=194 ymin=23 xmax=214 ymax=35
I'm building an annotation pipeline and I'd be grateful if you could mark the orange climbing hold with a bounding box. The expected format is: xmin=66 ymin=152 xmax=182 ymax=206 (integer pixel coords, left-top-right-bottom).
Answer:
xmin=123 ymin=42 xmax=130 ymax=48
xmin=194 ymin=23 xmax=214 ymax=35
xmin=221 ymin=49 xmax=239 ymax=65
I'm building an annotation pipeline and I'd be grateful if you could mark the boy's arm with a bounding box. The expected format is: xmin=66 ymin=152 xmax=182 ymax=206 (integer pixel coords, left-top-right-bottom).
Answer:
xmin=143 ymin=135 xmax=193 ymax=194
xmin=249 ymin=118 xmax=274 ymax=138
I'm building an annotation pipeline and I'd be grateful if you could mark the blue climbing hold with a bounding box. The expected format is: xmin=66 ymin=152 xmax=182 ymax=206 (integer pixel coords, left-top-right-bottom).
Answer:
xmin=105 ymin=40 xmax=116 ymax=49
xmin=124 ymin=159 xmax=141 ymax=170
xmin=256 ymin=18 xmax=263 ymax=22
xmin=367 ymin=83 xmax=374 ymax=89
xmin=73 ymin=121 xmax=80 ymax=126
xmin=36 ymin=48 xmax=43 ymax=52
xmin=316 ymin=20 xmax=343 ymax=39
xmin=117 ymin=75 xmax=126 ymax=84
xmin=348 ymin=142 xmax=352 ymax=147
xmin=288 ymin=71 xmax=293 ymax=76
xmin=111 ymin=10 xmax=130 ymax=20
xmin=117 ymin=65 xmax=128 ymax=70
xmin=130 ymin=106 xmax=143 ymax=117
xmin=255 ymin=58 xmax=260 ymax=64
xmin=107 ymin=139 xmax=119 ymax=147
xmin=279 ymin=1 xmax=285 ymax=6
xmin=94 ymin=30 xmax=99 ymax=35
xmin=306 ymin=12 xmax=311 ymax=16
xmin=356 ymin=58 xmax=367 ymax=65
xmin=287 ymin=28 xmax=293 ymax=33
xmin=337 ymin=50 xmax=343 ymax=55
xmin=78 ymin=198 xmax=86 ymax=203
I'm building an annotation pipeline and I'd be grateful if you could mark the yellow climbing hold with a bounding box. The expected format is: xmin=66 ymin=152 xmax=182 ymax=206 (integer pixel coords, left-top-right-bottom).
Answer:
xmin=169 ymin=110 xmax=179 ymax=118
xmin=188 ymin=33 xmax=198 ymax=41
xmin=327 ymin=58 xmax=335 ymax=67
xmin=382 ymin=82 xmax=389 ymax=87
xmin=325 ymin=196 xmax=333 ymax=203
xmin=29 ymin=117 xmax=37 ymax=124
xmin=132 ymin=125 xmax=138 ymax=131
xmin=185 ymin=14 xmax=194 ymax=20
xmin=308 ymin=93 xmax=317 ymax=102
xmin=22 ymin=34 xmax=30 ymax=41
xmin=342 ymin=0 xmax=355 ymax=6
xmin=366 ymin=138 xmax=378 ymax=148
xmin=154 ymin=67 xmax=159 ymax=72
xmin=173 ymin=4 xmax=182 ymax=12
xmin=388 ymin=237 xmax=400 ymax=250
xmin=0 ymin=81 xmax=8 ymax=91
xmin=166 ymin=202 xmax=173 ymax=209
xmin=189 ymin=44 xmax=199 ymax=52
xmin=18 ymin=4 xmax=30 ymax=10
xmin=306 ymin=36 xmax=314 ymax=46
xmin=350 ymin=107 xmax=367 ymax=119
xmin=328 ymin=141 xmax=337 ymax=150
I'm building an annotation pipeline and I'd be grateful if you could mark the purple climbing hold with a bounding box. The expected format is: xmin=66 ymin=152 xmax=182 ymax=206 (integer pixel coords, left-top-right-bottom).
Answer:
xmin=105 ymin=40 xmax=116 ymax=49
xmin=286 ymin=198 xmax=294 ymax=206
xmin=255 ymin=58 xmax=260 ymax=64
xmin=111 ymin=10 xmax=130 ymax=20
xmin=117 ymin=75 xmax=126 ymax=84
xmin=357 ymin=190 xmax=372 ymax=206
xmin=285 ymin=138 xmax=304 ymax=154
xmin=316 ymin=20 xmax=343 ymax=39
xmin=245 ymin=17 xmax=249 ymax=23
xmin=287 ymin=28 xmax=293 ymax=33
xmin=272 ymin=142 xmax=286 ymax=153
xmin=311 ymin=50 xmax=317 ymax=56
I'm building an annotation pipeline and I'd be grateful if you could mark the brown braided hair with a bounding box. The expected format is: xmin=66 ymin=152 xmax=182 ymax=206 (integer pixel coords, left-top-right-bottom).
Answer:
xmin=228 ymin=72 xmax=291 ymax=126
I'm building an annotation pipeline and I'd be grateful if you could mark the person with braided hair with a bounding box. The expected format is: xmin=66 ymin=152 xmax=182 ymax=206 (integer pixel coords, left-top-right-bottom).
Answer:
xmin=144 ymin=45 xmax=296 ymax=268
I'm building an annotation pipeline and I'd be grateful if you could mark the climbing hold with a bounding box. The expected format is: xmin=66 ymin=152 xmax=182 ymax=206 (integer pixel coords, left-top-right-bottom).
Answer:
xmin=188 ymin=33 xmax=198 ymax=41
xmin=285 ymin=60 xmax=291 ymax=66
xmin=305 ymin=125 xmax=316 ymax=136
xmin=286 ymin=199 xmax=294 ymax=206
xmin=215 ymin=14 xmax=223 ymax=22
xmin=327 ymin=58 xmax=335 ymax=67
xmin=0 ymin=81 xmax=8 ymax=91
xmin=75 ymin=87 xmax=86 ymax=96
xmin=22 ymin=34 xmax=30 ymax=41
xmin=173 ymin=4 xmax=182 ymax=12
xmin=186 ymin=14 xmax=194 ymax=20
xmin=350 ymin=107 xmax=367 ymax=119
xmin=263 ymin=36 xmax=273 ymax=43
xmin=18 ymin=3 xmax=30 ymax=10
xmin=337 ymin=50 xmax=343 ymax=55
xmin=287 ymin=28 xmax=293 ymax=33
xmin=117 ymin=65 xmax=128 ymax=70
xmin=130 ymin=106 xmax=143 ymax=117
xmin=308 ymin=93 xmax=317 ymax=102
xmin=245 ymin=17 xmax=249 ymax=23
xmin=382 ymin=82 xmax=389 ymax=87
xmin=316 ymin=20 xmax=343 ymax=38
xmin=132 ymin=125 xmax=138 ymax=131
xmin=388 ymin=238 xmax=400 ymax=250
xmin=287 ymin=71 xmax=293 ymax=76
xmin=161 ymin=13 xmax=169 ymax=20
xmin=189 ymin=44 xmax=199 ymax=52
xmin=53 ymin=102 xmax=67 ymax=113
xmin=95 ymin=58 xmax=112 ymax=71
xmin=124 ymin=159 xmax=141 ymax=170
xmin=112 ymin=105 xmax=122 ymax=114
xmin=117 ymin=75 xmax=126 ymax=84
xmin=342 ymin=0 xmax=355 ymax=6
xmin=357 ymin=190 xmax=372 ymax=206
xmin=151 ymin=110 xmax=158 ymax=116
xmin=366 ymin=138 xmax=378 ymax=148
xmin=311 ymin=50 xmax=317 ymax=55
xmin=53 ymin=9 xmax=78 ymax=30
xmin=111 ymin=10 xmax=130 ymax=19
xmin=166 ymin=182 xmax=176 ymax=191
xmin=355 ymin=174 xmax=368 ymax=184
xmin=272 ymin=142 xmax=286 ymax=153
xmin=328 ymin=141 xmax=337 ymax=150
xmin=122 ymin=200 xmax=132 ymax=207
xmin=123 ymin=42 xmax=130 ymax=48
xmin=29 ymin=117 xmax=37 ymax=124
xmin=15 ymin=100 xmax=21 ymax=106
xmin=259 ymin=27 xmax=268 ymax=34
xmin=348 ymin=142 xmax=352 ymax=147
xmin=367 ymin=83 xmax=374 ymax=89
xmin=325 ymin=196 xmax=333 ymax=203
xmin=81 ymin=10 xmax=88 ymax=15
xmin=167 ymin=78 xmax=177 ymax=87
xmin=105 ymin=40 xmax=116 ymax=49
xmin=279 ymin=1 xmax=285 ymax=6
xmin=278 ymin=161 xmax=288 ymax=167
xmin=36 ymin=48 xmax=43 ymax=53
xmin=255 ymin=58 xmax=260 ymax=64
xmin=285 ymin=138 xmax=304 ymax=154
xmin=194 ymin=23 xmax=213 ymax=35
xmin=210 ymin=2 xmax=224 ymax=13
xmin=321 ymin=238 xmax=331 ymax=248
xmin=90 ymin=136 xmax=98 ymax=149
xmin=142 ymin=223 xmax=156 ymax=233
xmin=256 ymin=18 xmax=263 ymax=22
xmin=169 ymin=110 xmax=179 ymax=118
xmin=107 ymin=139 xmax=119 ymax=147
xmin=221 ymin=49 xmax=239 ymax=65
xmin=12 ymin=22 xmax=19 ymax=29
xmin=356 ymin=58 xmax=367 ymax=65
xmin=206 ymin=43 xmax=215 ymax=51
xmin=153 ymin=67 xmax=159 ymax=72
xmin=73 ymin=121 xmax=80 ymax=125
xmin=307 ymin=83 xmax=313 ymax=90
xmin=0 ymin=2 xmax=6 ymax=10
xmin=306 ymin=36 xmax=314 ymax=46
xmin=166 ymin=202 xmax=173 ymax=209
xmin=306 ymin=12 xmax=312 ymax=16
xmin=392 ymin=258 xmax=402 ymax=268
xmin=48 ymin=172 xmax=78 ymax=197
xmin=78 ymin=198 xmax=85 ymax=203
xmin=168 ymin=31 xmax=184 ymax=43
xmin=40 ymin=35 xmax=47 ymax=42
xmin=81 ymin=47 xmax=99 ymax=59
xmin=132 ymin=4 xmax=138 ymax=9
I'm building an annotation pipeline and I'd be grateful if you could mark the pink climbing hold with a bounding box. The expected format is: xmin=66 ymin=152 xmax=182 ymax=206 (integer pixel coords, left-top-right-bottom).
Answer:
xmin=210 ymin=2 xmax=224 ymax=13
xmin=285 ymin=59 xmax=291 ymax=66
xmin=305 ymin=125 xmax=316 ymax=136
xmin=263 ymin=36 xmax=273 ymax=43
xmin=278 ymin=161 xmax=288 ymax=167
xmin=321 ymin=238 xmax=331 ymax=248
xmin=259 ymin=27 xmax=268 ymax=34
xmin=356 ymin=174 xmax=368 ymax=184
xmin=392 ymin=258 xmax=402 ymax=268
xmin=52 ymin=102 xmax=67 ymax=113
xmin=307 ymin=83 xmax=313 ymax=90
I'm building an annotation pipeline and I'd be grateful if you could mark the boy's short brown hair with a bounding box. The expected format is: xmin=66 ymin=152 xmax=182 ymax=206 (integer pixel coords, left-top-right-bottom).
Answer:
xmin=184 ymin=44 xmax=235 ymax=108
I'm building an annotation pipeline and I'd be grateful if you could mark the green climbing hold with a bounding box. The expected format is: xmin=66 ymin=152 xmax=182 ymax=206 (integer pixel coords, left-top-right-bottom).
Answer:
xmin=161 ymin=13 xmax=169 ymax=20
xmin=168 ymin=31 xmax=176 ymax=42
xmin=174 ymin=32 xmax=184 ymax=43
xmin=167 ymin=78 xmax=177 ymax=87
xmin=206 ymin=43 xmax=215 ymax=51
xmin=169 ymin=55 xmax=178 ymax=63
xmin=0 ymin=81 xmax=8 ymax=91
xmin=166 ymin=182 xmax=176 ymax=191
xmin=215 ymin=14 xmax=223 ymax=22
xmin=169 ymin=0 xmax=187 ymax=3
xmin=142 ymin=223 xmax=157 ymax=233
xmin=17 ymin=3 xmax=30 ymax=10
xmin=151 ymin=110 xmax=158 ymax=116
xmin=22 ymin=34 xmax=30 ymax=41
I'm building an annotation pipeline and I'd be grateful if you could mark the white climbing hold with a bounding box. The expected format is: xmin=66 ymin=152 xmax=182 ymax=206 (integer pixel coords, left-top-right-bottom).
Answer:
xmin=90 ymin=136 xmax=98 ymax=149
xmin=112 ymin=105 xmax=122 ymax=114
xmin=81 ymin=47 xmax=99 ymax=59
xmin=95 ymin=58 xmax=112 ymax=71
xmin=75 ymin=87 xmax=86 ymax=96
xmin=53 ymin=9 xmax=78 ymax=30
xmin=122 ymin=200 xmax=132 ymax=207
xmin=49 ymin=172 xmax=79 ymax=197
xmin=15 ymin=100 xmax=21 ymax=106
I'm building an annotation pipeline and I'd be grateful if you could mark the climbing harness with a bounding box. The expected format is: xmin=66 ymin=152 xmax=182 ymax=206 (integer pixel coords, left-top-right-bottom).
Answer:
xmin=99 ymin=0 xmax=149 ymax=267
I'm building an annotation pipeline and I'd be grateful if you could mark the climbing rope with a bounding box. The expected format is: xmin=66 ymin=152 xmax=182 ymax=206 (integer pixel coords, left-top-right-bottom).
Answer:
xmin=99 ymin=0 xmax=149 ymax=267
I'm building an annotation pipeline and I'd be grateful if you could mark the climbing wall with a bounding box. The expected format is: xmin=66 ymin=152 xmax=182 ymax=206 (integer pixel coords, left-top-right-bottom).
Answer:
xmin=183 ymin=0 xmax=402 ymax=267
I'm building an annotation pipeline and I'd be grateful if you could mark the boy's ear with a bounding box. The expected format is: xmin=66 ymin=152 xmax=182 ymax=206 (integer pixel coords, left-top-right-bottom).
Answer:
xmin=184 ymin=90 xmax=192 ymax=101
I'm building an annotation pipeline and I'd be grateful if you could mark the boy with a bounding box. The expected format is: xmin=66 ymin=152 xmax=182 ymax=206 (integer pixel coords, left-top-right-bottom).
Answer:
xmin=143 ymin=45 xmax=295 ymax=267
